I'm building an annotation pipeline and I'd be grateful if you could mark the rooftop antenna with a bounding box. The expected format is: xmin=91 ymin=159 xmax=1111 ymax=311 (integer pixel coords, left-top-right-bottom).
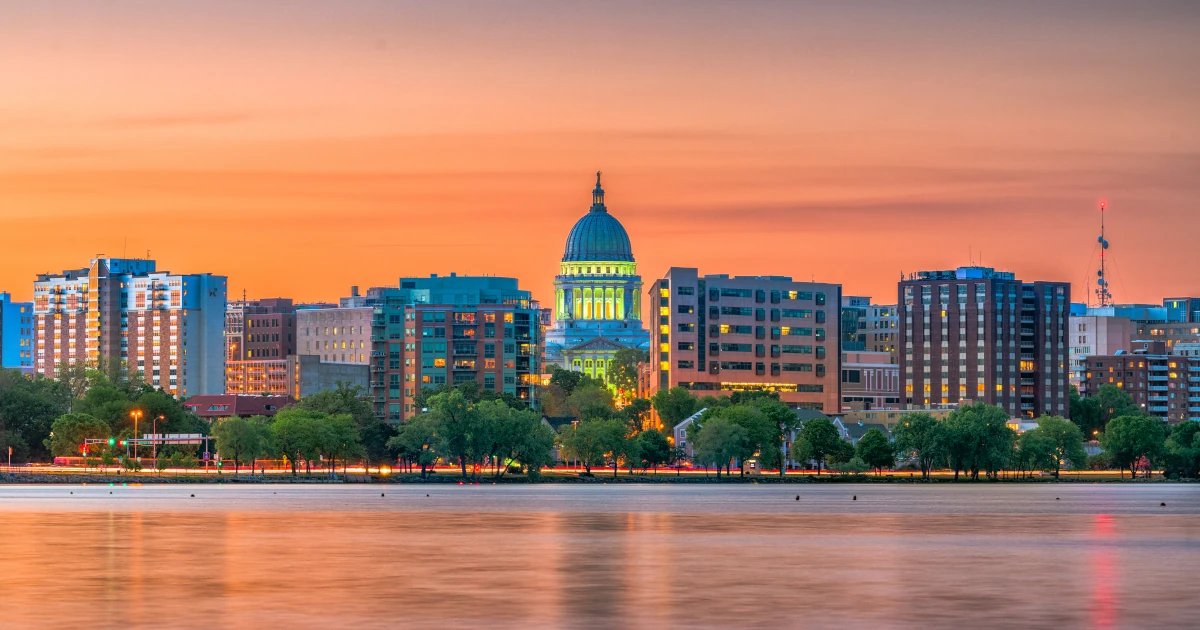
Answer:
xmin=1095 ymin=200 xmax=1112 ymax=307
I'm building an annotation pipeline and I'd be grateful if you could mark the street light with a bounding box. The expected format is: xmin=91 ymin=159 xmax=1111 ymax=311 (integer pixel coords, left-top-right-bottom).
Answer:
xmin=130 ymin=410 xmax=144 ymax=461
xmin=154 ymin=415 xmax=164 ymax=473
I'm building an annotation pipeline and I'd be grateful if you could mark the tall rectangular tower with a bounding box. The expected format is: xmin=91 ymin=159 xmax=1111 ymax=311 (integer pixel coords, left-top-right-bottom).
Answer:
xmin=898 ymin=266 xmax=1069 ymax=418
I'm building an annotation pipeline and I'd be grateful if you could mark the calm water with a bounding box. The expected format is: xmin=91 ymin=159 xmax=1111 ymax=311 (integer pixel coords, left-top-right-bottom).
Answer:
xmin=1 ymin=483 xmax=1198 ymax=629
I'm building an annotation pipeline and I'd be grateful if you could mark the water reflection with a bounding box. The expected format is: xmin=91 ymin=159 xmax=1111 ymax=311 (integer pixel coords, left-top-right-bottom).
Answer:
xmin=0 ymin=484 xmax=1196 ymax=629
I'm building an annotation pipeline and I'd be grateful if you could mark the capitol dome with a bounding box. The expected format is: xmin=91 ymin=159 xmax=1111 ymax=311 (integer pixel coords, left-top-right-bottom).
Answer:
xmin=561 ymin=173 xmax=634 ymax=263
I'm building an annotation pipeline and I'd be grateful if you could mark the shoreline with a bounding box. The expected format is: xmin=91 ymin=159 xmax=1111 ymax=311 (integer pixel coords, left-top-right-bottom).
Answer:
xmin=1 ymin=472 xmax=1189 ymax=485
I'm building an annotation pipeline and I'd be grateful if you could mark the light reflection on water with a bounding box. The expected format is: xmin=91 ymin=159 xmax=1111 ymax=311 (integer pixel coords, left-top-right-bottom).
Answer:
xmin=0 ymin=484 xmax=1197 ymax=629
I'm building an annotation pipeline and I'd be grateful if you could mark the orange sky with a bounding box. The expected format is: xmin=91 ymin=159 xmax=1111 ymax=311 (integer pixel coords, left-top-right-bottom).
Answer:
xmin=2 ymin=1 xmax=1198 ymax=312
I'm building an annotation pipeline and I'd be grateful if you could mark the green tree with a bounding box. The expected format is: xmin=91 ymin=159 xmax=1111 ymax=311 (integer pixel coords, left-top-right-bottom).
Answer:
xmin=856 ymin=428 xmax=895 ymax=475
xmin=743 ymin=397 xmax=798 ymax=477
xmin=1100 ymin=414 xmax=1166 ymax=479
xmin=618 ymin=397 xmax=653 ymax=432
xmin=707 ymin=405 xmax=777 ymax=478
xmin=651 ymin=387 xmax=698 ymax=430
xmin=387 ymin=414 xmax=442 ymax=479
xmin=1068 ymin=385 xmax=1103 ymax=437
xmin=548 ymin=367 xmax=584 ymax=395
xmin=943 ymin=402 xmax=1015 ymax=481
xmin=558 ymin=419 xmax=611 ymax=475
xmin=269 ymin=408 xmax=324 ymax=477
xmin=566 ymin=385 xmax=616 ymax=421
xmin=609 ymin=348 xmax=648 ymax=400
xmin=891 ymin=412 xmax=944 ymax=479
xmin=1093 ymin=384 xmax=1141 ymax=429
xmin=1016 ymin=428 xmax=1057 ymax=477
xmin=292 ymin=382 xmax=394 ymax=467
xmin=44 ymin=413 xmax=110 ymax=457
xmin=1029 ymin=415 xmax=1088 ymax=478
xmin=690 ymin=416 xmax=747 ymax=479
xmin=797 ymin=417 xmax=842 ymax=475
xmin=213 ymin=416 xmax=268 ymax=476
xmin=427 ymin=389 xmax=488 ymax=480
xmin=637 ymin=429 xmax=672 ymax=475
xmin=1164 ymin=421 xmax=1200 ymax=479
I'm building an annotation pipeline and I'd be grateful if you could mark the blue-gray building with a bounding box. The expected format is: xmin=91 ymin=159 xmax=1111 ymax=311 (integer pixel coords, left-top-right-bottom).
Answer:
xmin=0 ymin=292 xmax=34 ymax=373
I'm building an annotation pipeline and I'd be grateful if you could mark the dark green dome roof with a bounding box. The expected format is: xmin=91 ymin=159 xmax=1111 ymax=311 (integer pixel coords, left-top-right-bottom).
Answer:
xmin=562 ymin=173 xmax=634 ymax=263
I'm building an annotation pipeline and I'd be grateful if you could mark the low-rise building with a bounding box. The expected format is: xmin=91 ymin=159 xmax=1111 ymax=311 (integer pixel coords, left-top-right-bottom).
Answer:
xmin=840 ymin=349 xmax=900 ymax=411
xmin=1081 ymin=348 xmax=1200 ymax=423
xmin=182 ymin=394 xmax=292 ymax=422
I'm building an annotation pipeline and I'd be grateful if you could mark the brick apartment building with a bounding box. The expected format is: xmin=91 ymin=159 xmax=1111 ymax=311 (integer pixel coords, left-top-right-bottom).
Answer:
xmin=33 ymin=258 xmax=226 ymax=396
xmin=899 ymin=266 xmax=1069 ymax=418
xmin=224 ymin=298 xmax=297 ymax=395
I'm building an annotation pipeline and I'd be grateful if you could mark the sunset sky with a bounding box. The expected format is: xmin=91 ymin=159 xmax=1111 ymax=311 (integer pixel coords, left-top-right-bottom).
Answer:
xmin=2 ymin=1 xmax=1198 ymax=312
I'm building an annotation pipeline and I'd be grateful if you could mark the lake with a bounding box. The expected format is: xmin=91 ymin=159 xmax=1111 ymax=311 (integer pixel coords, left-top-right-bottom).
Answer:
xmin=0 ymin=483 xmax=1197 ymax=629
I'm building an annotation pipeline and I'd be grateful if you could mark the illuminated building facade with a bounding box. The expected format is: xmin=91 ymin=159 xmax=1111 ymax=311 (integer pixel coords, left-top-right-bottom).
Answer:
xmin=32 ymin=258 xmax=226 ymax=396
xmin=649 ymin=267 xmax=842 ymax=412
xmin=840 ymin=295 xmax=898 ymax=362
xmin=0 ymin=292 xmax=34 ymax=373
xmin=224 ymin=298 xmax=297 ymax=395
xmin=544 ymin=173 xmax=650 ymax=381
xmin=1082 ymin=346 xmax=1199 ymax=423
xmin=304 ymin=275 xmax=541 ymax=422
xmin=899 ymin=266 xmax=1069 ymax=418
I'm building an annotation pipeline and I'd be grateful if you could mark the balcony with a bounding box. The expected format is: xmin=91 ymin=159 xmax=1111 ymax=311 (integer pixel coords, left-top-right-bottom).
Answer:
xmin=1148 ymin=365 xmax=1169 ymax=371
xmin=1189 ymin=396 xmax=1200 ymax=403
xmin=371 ymin=350 xmax=385 ymax=357
xmin=1190 ymin=376 xmax=1200 ymax=383
xmin=453 ymin=348 xmax=477 ymax=356
xmin=1147 ymin=395 xmax=1168 ymax=402
xmin=1190 ymin=406 xmax=1200 ymax=413
xmin=1148 ymin=385 xmax=1169 ymax=392
xmin=1149 ymin=405 xmax=1168 ymax=413
xmin=1149 ymin=375 xmax=1169 ymax=382
xmin=370 ymin=365 xmax=386 ymax=373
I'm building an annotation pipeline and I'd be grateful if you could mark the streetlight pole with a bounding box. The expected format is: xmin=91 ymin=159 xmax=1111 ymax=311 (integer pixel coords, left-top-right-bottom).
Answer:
xmin=130 ymin=410 xmax=143 ymax=462
xmin=154 ymin=415 xmax=163 ymax=473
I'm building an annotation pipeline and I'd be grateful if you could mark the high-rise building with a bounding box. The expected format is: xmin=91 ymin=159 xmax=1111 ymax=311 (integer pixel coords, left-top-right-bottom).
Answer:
xmin=297 ymin=275 xmax=542 ymax=422
xmin=224 ymin=298 xmax=297 ymax=395
xmin=0 ymin=292 xmax=34 ymax=373
xmin=544 ymin=173 xmax=650 ymax=380
xmin=649 ymin=267 xmax=842 ymax=413
xmin=840 ymin=296 xmax=897 ymax=361
xmin=32 ymin=258 xmax=226 ymax=396
xmin=899 ymin=266 xmax=1069 ymax=418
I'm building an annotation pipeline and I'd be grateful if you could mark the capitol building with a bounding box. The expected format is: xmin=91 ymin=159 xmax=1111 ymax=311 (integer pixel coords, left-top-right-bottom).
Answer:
xmin=544 ymin=173 xmax=650 ymax=380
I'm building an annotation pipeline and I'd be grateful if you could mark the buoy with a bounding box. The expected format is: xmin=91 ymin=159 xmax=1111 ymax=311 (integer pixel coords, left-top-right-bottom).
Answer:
xmin=1056 ymin=497 xmax=1060 ymax=500
xmin=795 ymin=495 xmax=799 ymax=501
xmin=852 ymin=495 xmax=857 ymax=501
xmin=190 ymin=494 xmax=195 ymax=497
xmin=426 ymin=494 xmax=430 ymax=497
xmin=381 ymin=493 xmax=385 ymax=497
xmin=1161 ymin=502 xmax=1166 ymax=507
xmin=70 ymin=491 xmax=73 ymax=494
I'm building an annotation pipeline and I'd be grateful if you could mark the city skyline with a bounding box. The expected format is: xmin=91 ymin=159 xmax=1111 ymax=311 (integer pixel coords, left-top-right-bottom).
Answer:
xmin=3 ymin=1 xmax=1199 ymax=308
